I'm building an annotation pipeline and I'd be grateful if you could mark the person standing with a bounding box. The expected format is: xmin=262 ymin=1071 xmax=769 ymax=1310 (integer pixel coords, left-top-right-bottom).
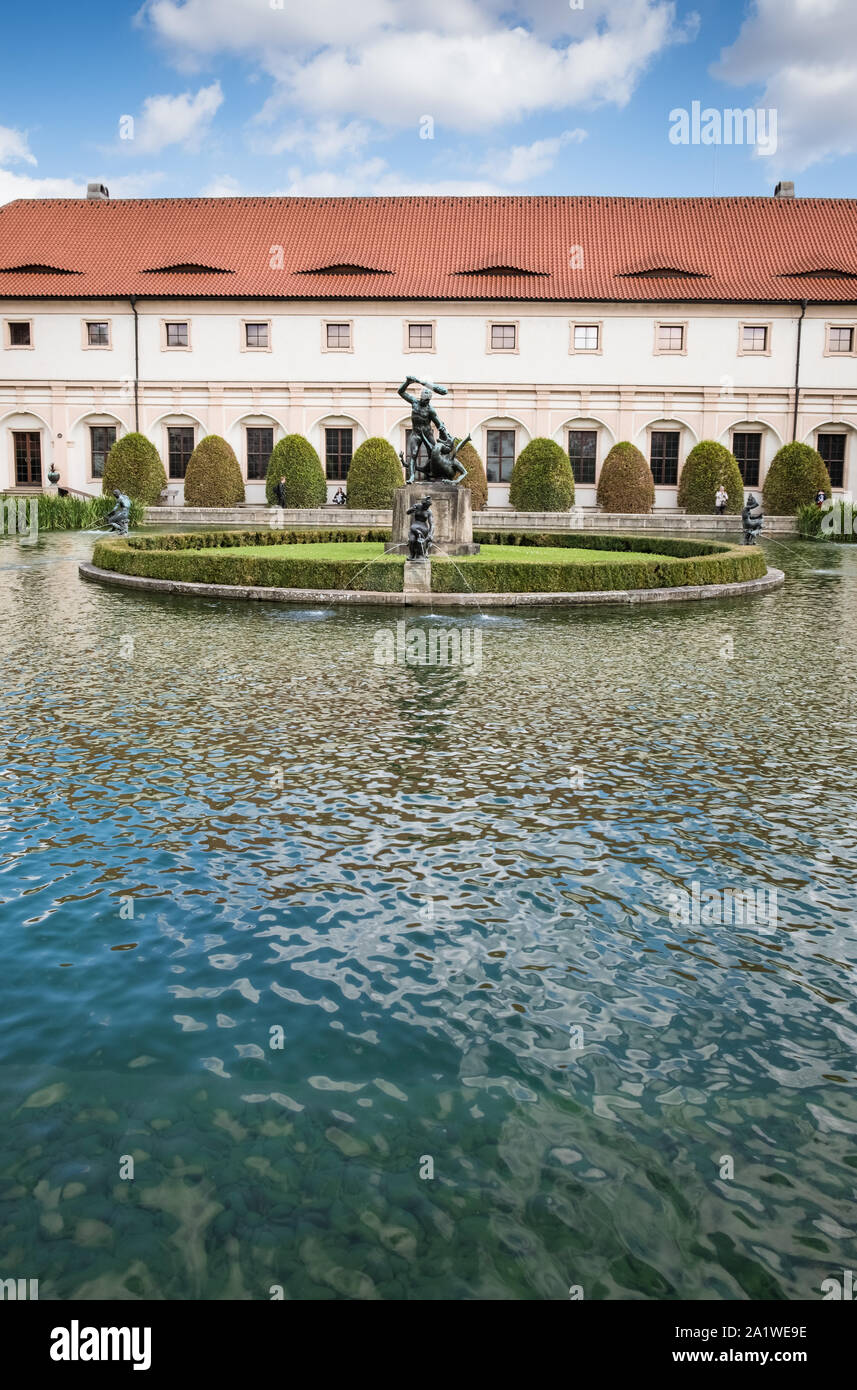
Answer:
xmin=275 ymin=475 xmax=287 ymax=508
xmin=715 ymin=484 xmax=728 ymax=515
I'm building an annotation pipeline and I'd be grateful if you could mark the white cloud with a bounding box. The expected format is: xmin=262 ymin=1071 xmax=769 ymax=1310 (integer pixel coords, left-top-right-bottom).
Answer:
xmin=713 ymin=0 xmax=857 ymax=171
xmin=0 ymin=127 xmax=37 ymax=167
xmin=132 ymin=81 xmax=223 ymax=154
xmin=201 ymin=174 xmax=243 ymax=196
xmin=268 ymin=119 xmax=373 ymax=165
xmin=487 ymin=128 xmax=587 ymax=184
xmin=279 ymin=157 xmax=501 ymax=196
xmin=140 ymin=0 xmax=693 ymax=131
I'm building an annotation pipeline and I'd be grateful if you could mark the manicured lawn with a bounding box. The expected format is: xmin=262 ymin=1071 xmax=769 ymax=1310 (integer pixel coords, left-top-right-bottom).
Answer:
xmin=177 ymin=541 xmax=666 ymax=566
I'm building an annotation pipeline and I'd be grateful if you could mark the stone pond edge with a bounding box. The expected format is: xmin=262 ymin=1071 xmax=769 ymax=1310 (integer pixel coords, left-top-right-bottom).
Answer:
xmin=79 ymin=562 xmax=786 ymax=608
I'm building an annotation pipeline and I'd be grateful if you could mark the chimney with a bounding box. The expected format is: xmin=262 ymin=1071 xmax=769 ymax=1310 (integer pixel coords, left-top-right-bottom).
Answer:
xmin=86 ymin=182 xmax=110 ymax=201
xmin=774 ymin=181 xmax=795 ymax=200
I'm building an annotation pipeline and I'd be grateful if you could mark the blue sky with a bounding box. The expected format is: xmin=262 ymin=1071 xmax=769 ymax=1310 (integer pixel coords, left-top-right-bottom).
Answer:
xmin=2 ymin=0 xmax=857 ymax=202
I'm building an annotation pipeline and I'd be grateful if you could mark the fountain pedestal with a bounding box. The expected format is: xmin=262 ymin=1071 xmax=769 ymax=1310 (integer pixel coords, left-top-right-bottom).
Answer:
xmin=387 ymin=482 xmax=480 ymax=556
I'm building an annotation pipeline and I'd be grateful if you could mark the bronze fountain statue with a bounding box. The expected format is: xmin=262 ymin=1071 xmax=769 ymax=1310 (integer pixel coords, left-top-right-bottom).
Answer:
xmin=397 ymin=376 xmax=469 ymax=485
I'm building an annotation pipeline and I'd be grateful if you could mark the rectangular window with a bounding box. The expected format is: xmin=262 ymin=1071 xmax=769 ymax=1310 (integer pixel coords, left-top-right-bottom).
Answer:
xmin=490 ymin=324 xmax=516 ymax=351
xmin=90 ymin=425 xmax=117 ymax=479
xmin=246 ymin=427 xmax=274 ymax=481
xmin=408 ymin=323 xmax=433 ymax=350
xmin=732 ymin=433 xmax=761 ymax=487
xmin=829 ymin=326 xmax=854 ymax=354
xmin=325 ymin=427 xmax=353 ymax=481
xmin=818 ymin=433 xmax=846 ymax=489
xmin=8 ymin=321 xmax=31 ymax=347
xmin=657 ymin=324 xmax=684 ymax=352
xmin=742 ymin=325 xmax=768 ymax=352
xmin=167 ymin=426 xmax=195 ymax=479
xmin=245 ymin=322 xmax=269 ymax=349
xmin=326 ymin=322 xmax=351 ymax=350
xmin=650 ymin=431 xmax=679 ymax=487
xmin=165 ymin=322 xmax=189 ymax=348
xmin=13 ymin=431 xmax=41 ymax=485
xmin=568 ymin=430 xmax=597 ymax=485
xmin=574 ymin=324 xmax=599 ymax=351
xmin=486 ymin=429 xmax=516 ymax=483
xmin=87 ymin=321 xmax=110 ymax=347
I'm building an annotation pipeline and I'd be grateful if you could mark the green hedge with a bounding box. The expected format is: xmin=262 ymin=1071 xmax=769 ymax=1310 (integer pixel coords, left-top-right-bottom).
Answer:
xmin=763 ymin=442 xmax=831 ymax=514
xmin=431 ymin=547 xmax=765 ymax=592
xmin=509 ymin=437 xmax=574 ymax=511
xmin=0 ymin=493 xmax=145 ymax=531
xmin=102 ymin=432 xmax=167 ymax=504
xmin=92 ymin=528 xmax=763 ymax=596
xmin=597 ymin=442 xmax=654 ymax=513
xmin=265 ymin=435 xmax=327 ymax=507
xmin=184 ymin=434 xmax=245 ymax=507
xmin=677 ymin=440 xmax=744 ymax=514
xmin=346 ymin=437 xmax=403 ymax=508
xmin=457 ymin=440 xmax=488 ymax=511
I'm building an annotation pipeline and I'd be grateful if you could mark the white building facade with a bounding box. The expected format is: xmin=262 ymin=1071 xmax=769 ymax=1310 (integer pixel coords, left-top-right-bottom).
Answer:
xmin=1 ymin=193 xmax=855 ymax=508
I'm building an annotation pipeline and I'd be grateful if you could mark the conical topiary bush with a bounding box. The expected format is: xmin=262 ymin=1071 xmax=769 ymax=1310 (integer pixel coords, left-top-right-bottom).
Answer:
xmin=762 ymin=442 xmax=832 ymax=514
xmin=509 ymin=437 xmax=574 ymax=512
xmin=677 ymin=440 xmax=744 ymax=514
xmin=183 ymin=434 xmax=245 ymax=507
xmin=346 ymin=437 xmax=403 ymax=508
xmin=596 ymin=441 xmax=654 ymax=513
xmin=457 ymin=440 xmax=488 ymax=511
xmin=265 ymin=435 xmax=327 ymax=507
xmin=102 ymin=431 xmax=167 ymax=504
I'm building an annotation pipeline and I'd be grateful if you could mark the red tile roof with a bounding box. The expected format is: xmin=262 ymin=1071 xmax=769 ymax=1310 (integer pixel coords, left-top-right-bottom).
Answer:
xmin=1 ymin=194 xmax=857 ymax=303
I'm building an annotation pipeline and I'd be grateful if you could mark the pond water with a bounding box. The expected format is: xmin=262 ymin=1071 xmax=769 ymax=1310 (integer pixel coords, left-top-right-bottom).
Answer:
xmin=1 ymin=529 xmax=856 ymax=1301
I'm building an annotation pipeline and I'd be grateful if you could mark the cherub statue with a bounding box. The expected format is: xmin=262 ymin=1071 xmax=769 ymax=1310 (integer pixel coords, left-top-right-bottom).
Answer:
xmin=406 ymin=495 xmax=434 ymax=560
xmin=105 ymin=489 xmax=131 ymax=535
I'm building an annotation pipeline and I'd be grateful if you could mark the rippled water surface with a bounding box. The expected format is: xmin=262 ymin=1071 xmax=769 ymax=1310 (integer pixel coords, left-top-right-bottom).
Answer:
xmin=2 ymin=529 xmax=857 ymax=1301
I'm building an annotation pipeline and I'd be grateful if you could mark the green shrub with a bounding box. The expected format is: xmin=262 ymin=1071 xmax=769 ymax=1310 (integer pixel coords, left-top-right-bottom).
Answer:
xmin=102 ymin=432 xmax=167 ymax=504
xmin=0 ymin=493 xmax=144 ymax=531
xmin=509 ymin=437 xmax=574 ymax=512
xmin=265 ymin=435 xmax=327 ymax=507
xmin=345 ymin=437 xmax=403 ymax=508
xmin=183 ymin=434 xmax=245 ymax=507
xmin=457 ymin=441 xmax=488 ymax=511
xmin=677 ymin=440 xmax=744 ymax=514
xmin=763 ymin=442 xmax=831 ymax=514
xmin=797 ymin=500 xmax=857 ymax=542
xmin=432 ymin=546 xmax=765 ymax=593
xmin=91 ymin=528 xmax=765 ymax=596
xmin=596 ymin=442 xmax=655 ymax=513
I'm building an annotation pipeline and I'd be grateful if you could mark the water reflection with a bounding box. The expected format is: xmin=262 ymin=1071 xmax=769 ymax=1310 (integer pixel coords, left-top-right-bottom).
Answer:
xmin=0 ymin=530 xmax=856 ymax=1300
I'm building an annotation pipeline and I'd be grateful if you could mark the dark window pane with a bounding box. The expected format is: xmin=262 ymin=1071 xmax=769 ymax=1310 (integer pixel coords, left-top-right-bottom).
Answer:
xmin=166 ymin=322 xmax=188 ymax=347
xmin=732 ymin=433 xmax=761 ymax=487
xmin=409 ymin=324 xmax=433 ymax=349
xmin=650 ymin=431 xmax=679 ymax=486
xmin=13 ymin=431 xmax=41 ymax=485
xmin=168 ymin=426 xmax=195 ymax=479
xmin=246 ymin=323 xmax=268 ymax=348
xmin=90 ymin=425 xmax=117 ymax=479
xmin=9 ymin=322 xmax=31 ymax=346
xmin=486 ymin=429 xmax=515 ymax=482
xmin=818 ymin=433 xmax=846 ymax=489
xmin=326 ymin=323 xmax=350 ymax=349
xmin=87 ymin=321 xmax=109 ymax=346
xmin=491 ymin=324 xmax=516 ymax=350
xmin=829 ymin=327 xmax=853 ymax=353
xmin=247 ymin=427 xmax=274 ymax=480
xmin=568 ymin=430 xmax=597 ymax=484
xmin=325 ymin=428 xmax=353 ymax=481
